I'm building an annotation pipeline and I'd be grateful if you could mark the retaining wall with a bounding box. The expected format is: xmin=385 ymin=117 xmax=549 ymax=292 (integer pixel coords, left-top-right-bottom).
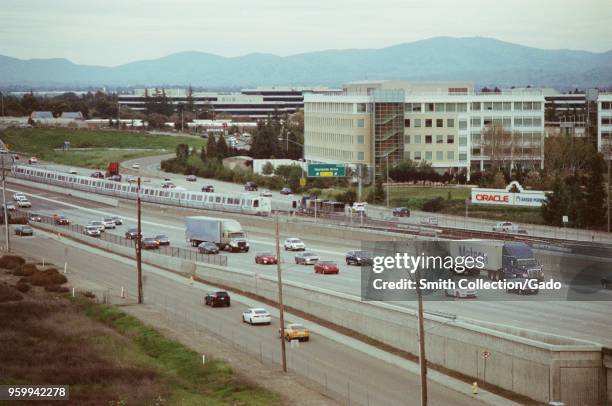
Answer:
xmin=32 ymin=221 xmax=606 ymax=405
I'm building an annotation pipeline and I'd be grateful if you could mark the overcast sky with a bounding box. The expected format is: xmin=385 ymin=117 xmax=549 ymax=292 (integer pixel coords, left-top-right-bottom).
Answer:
xmin=1 ymin=0 xmax=611 ymax=66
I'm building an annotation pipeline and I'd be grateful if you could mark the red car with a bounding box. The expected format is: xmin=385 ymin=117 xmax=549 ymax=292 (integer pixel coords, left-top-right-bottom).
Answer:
xmin=53 ymin=215 xmax=70 ymax=225
xmin=255 ymin=252 xmax=278 ymax=265
xmin=314 ymin=261 xmax=339 ymax=274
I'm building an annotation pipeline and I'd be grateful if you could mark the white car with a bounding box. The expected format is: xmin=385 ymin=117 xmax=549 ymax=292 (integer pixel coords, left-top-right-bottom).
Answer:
xmin=132 ymin=163 xmax=140 ymax=169
xmin=260 ymin=189 xmax=272 ymax=197
xmin=284 ymin=238 xmax=305 ymax=251
xmin=69 ymin=168 xmax=78 ymax=174
xmin=17 ymin=199 xmax=31 ymax=208
xmin=88 ymin=220 xmax=105 ymax=232
xmin=492 ymin=221 xmax=526 ymax=234
xmin=13 ymin=193 xmax=26 ymax=201
xmin=102 ymin=218 xmax=116 ymax=229
xmin=351 ymin=202 xmax=367 ymax=213
xmin=28 ymin=157 xmax=38 ymax=164
xmin=242 ymin=308 xmax=271 ymax=325
xmin=445 ymin=288 xmax=477 ymax=299
xmin=420 ymin=216 xmax=439 ymax=226
xmin=84 ymin=225 xmax=101 ymax=237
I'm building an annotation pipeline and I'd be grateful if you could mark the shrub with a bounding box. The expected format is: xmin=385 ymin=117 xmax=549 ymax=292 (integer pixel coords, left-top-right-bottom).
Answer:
xmin=20 ymin=268 xmax=67 ymax=287
xmin=44 ymin=285 xmax=70 ymax=293
xmin=15 ymin=283 xmax=30 ymax=293
xmin=422 ymin=197 xmax=446 ymax=213
xmin=0 ymin=255 xmax=26 ymax=270
xmin=13 ymin=263 xmax=38 ymax=276
xmin=0 ymin=282 xmax=23 ymax=302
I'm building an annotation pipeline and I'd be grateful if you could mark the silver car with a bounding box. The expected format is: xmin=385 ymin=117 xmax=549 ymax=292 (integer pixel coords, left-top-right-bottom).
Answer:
xmin=295 ymin=251 xmax=319 ymax=265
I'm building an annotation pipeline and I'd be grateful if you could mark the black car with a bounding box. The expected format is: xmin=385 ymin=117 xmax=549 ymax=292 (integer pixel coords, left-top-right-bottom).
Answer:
xmin=198 ymin=242 xmax=219 ymax=254
xmin=392 ymin=207 xmax=410 ymax=217
xmin=108 ymin=174 xmax=122 ymax=182
xmin=91 ymin=171 xmax=104 ymax=178
xmin=155 ymin=234 xmax=170 ymax=245
xmin=205 ymin=291 xmax=230 ymax=307
xmin=244 ymin=181 xmax=258 ymax=191
xmin=125 ymin=228 xmax=138 ymax=239
xmin=345 ymin=250 xmax=373 ymax=266
xmin=186 ymin=175 xmax=197 ymax=182
xmin=202 ymin=185 xmax=215 ymax=193
xmin=14 ymin=225 xmax=33 ymax=236
xmin=280 ymin=187 xmax=293 ymax=195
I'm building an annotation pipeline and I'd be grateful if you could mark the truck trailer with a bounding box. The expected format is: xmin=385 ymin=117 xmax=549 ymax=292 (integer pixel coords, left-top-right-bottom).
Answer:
xmin=449 ymin=240 xmax=544 ymax=281
xmin=185 ymin=216 xmax=249 ymax=252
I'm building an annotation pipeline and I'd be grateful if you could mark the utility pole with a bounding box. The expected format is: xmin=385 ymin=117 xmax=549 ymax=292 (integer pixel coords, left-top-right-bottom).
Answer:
xmin=275 ymin=215 xmax=287 ymax=372
xmin=1 ymin=154 xmax=10 ymax=252
xmin=416 ymin=267 xmax=428 ymax=406
xmin=136 ymin=177 xmax=143 ymax=304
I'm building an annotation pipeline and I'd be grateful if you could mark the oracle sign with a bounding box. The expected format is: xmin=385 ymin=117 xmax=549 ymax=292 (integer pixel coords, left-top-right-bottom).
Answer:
xmin=471 ymin=182 xmax=549 ymax=207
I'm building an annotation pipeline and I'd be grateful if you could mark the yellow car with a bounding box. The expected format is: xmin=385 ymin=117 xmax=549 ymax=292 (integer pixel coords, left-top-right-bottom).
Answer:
xmin=280 ymin=323 xmax=310 ymax=342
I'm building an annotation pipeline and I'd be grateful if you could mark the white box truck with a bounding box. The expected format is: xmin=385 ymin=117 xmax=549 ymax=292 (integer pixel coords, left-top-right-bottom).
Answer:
xmin=185 ymin=216 xmax=249 ymax=252
xmin=449 ymin=240 xmax=543 ymax=281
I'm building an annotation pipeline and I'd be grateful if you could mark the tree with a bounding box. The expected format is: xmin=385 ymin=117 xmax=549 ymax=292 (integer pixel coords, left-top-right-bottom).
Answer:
xmin=250 ymin=121 xmax=279 ymax=159
xmin=481 ymin=123 xmax=516 ymax=171
xmin=541 ymin=176 xmax=569 ymax=226
xmin=175 ymin=144 xmax=189 ymax=161
xmin=262 ymin=161 xmax=274 ymax=175
xmin=216 ymin=134 xmax=229 ymax=158
xmin=583 ymin=153 xmax=606 ymax=228
xmin=544 ymin=135 xmax=596 ymax=178
xmin=366 ymin=177 xmax=386 ymax=204
xmin=206 ymin=135 xmax=217 ymax=160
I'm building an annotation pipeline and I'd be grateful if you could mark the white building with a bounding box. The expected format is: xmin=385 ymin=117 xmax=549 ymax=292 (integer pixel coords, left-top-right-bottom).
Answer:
xmin=598 ymin=93 xmax=612 ymax=158
xmin=304 ymin=81 xmax=545 ymax=177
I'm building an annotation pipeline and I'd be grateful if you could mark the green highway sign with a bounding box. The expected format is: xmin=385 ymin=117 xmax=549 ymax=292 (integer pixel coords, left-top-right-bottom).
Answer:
xmin=307 ymin=163 xmax=346 ymax=178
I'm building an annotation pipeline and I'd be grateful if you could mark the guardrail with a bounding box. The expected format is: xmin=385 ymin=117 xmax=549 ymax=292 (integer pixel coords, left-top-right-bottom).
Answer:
xmin=20 ymin=210 xmax=227 ymax=267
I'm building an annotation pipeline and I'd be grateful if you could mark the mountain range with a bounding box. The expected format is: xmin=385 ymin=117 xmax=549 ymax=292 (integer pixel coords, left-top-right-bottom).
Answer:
xmin=1 ymin=37 xmax=611 ymax=89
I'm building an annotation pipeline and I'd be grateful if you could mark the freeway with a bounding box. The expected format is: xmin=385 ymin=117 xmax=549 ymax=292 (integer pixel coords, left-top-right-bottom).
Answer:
xmin=8 ymin=181 xmax=612 ymax=347
xmin=8 ymin=229 xmax=491 ymax=406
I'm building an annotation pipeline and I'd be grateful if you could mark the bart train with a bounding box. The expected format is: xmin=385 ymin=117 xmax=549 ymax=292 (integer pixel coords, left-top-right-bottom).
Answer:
xmin=11 ymin=165 xmax=272 ymax=216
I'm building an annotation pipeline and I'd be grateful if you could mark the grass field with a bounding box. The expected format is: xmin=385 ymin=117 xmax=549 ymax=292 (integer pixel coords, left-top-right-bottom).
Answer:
xmin=0 ymin=128 xmax=205 ymax=168
xmin=0 ymin=278 xmax=277 ymax=405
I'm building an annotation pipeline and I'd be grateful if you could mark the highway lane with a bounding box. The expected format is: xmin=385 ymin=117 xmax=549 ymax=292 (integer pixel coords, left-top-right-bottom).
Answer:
xmin=118 ymin=154 xmax=612 ymax=243
xmin=9 ymin=182 xmax=612 ymax=347
xmin=8 ymin=233 xmax=488 ymax=406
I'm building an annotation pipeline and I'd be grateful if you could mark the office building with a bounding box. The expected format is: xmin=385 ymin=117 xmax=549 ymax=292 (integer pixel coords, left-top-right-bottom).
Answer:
xmin=304 ymin=81 xmax=546 ymax=176
xmin=598 ymin=93 xmax=612 ymax=158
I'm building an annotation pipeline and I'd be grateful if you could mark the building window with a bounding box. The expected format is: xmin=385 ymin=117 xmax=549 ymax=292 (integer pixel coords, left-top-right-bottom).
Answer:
xmin=425 ymin=151 xmax=433 ymax=160
xmin=472 ymin=148 xmax=481 ymax=156
xmin=414 ymin=118 xmax=421 ymax=128
xmin=445 ymin=103 xmax=456 ymax=112
xmin=503 ymin=102 xmax=512 ymax=111
xmin=436 ymin=119 xmax=444 ymax=128
xmin=436 ymin=151 xmax=443 ymax=161
xmin=404 ymin=118 xmax=411 ymax=127
xmin=457 ymin=103 xmax=468 ymax=112
xmin=412 ymin=103 xmax=422 ymax=112
xmin=602 ymin=102 xmax=612 ymax=110
xmin=472 ymin=102 xmax=481 ymax=111
xmin=447 ymin=118 xmax=454 ymax=128
xmin=357 ymin=135 xmax=364 ymax=144
xmin=435 ymin=103 xmax=445 ymax=112
xmin=425 ymin=119 xmax=432 ymax=127
xmin=447 ymin=151 xmax=454 ymax=160
xmin=436 ymin=135 xmax=444 ymax=144
xmin=405 ymin=151 xmax=410 ymax=159
xmin=357 ymin=103 xmax=367 ymax=112
xmin=459 ymin=120 xmax=467 ymax=130
xmin=414 ymin=151 xmax=422 ymax=160
xmin=602 ymin=117 xmax=612 ymax=125
xmin=459 ymin=136 xmax=467 ymax=146
xmin=426 ymin=103 xmax=434 ymax=112
xmin=471 ymin=117 xmax=481 ymax=127
xmin=459 ymin=153 xmax=467 ymax=161
xmin=404 ymin=135 xmax=410 ymax=144
xmin=357 ymin=119 xmax=365 ymax=128
xmin=357 ymin=152 xmax=364 ymax=160
xmin=447 ymin=135 xmax=455 ymax=144
xmin=425 ymin=135 xmax=432 ymax=144
xmin=414 ymin=135 xmax=422 ymax=144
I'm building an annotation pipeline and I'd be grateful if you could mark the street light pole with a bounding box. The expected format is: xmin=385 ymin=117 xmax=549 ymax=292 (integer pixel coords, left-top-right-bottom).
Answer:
xmin=136 ymin=177 xmax=143 ymax=304
xmin=275 ymin=215 xmax=287 ymax=372
xmin=386 ymin=155 xmax=390 ymax=207
xmin=416 ymin=267 xmax=428 ymax=406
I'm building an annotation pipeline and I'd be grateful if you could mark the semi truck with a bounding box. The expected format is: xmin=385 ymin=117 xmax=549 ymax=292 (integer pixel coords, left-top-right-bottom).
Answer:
xmin=449 ymin=240 xmax=544 ymax=281
xmin=185 ymin=216 xmax=249 ymax=252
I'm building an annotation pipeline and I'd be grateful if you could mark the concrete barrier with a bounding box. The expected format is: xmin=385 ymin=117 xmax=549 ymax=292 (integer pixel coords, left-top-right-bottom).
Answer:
xmin=9 ymin=178 xmax=119 ymax=207
xmin=31 ymin=216 xmax=607 ymax=405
